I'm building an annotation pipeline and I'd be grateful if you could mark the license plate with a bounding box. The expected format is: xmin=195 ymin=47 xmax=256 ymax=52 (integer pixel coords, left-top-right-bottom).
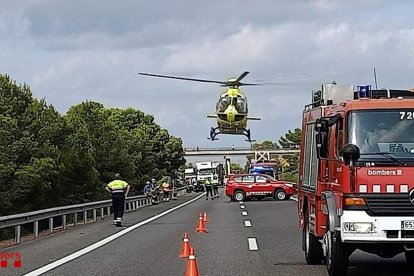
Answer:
xmin=401 ymin=220 xmax=414 ymax=229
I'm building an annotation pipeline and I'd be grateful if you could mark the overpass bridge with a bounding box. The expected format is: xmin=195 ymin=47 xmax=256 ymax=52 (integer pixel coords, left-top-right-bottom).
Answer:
xmin=184 ymin=147 xmax=300 ymax=157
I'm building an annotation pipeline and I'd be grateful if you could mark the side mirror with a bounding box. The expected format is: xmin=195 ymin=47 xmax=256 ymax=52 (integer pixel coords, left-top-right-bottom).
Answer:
xmin=339 ymin=144 xmax=360 ymax=165
xmin=266 ymin=179 xmax=271 ymax=183
xmin=316 ymin=132 xmax=328 ymax=158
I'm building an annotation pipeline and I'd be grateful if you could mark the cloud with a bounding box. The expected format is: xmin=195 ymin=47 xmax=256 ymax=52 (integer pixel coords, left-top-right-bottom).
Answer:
xmin=2 ymin=0 xmax=414 ymax=149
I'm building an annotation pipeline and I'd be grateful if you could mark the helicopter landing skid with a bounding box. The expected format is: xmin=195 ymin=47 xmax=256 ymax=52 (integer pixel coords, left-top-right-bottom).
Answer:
xmin=243 ymin=128 xmax=255 ymax=143
xmin=208 ymin=127 xmax=254 ymax=142
xmin=208 ymin=127 xmax=220 ymax=141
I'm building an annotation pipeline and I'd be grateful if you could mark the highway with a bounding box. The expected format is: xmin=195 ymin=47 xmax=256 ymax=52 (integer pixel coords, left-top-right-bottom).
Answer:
xmin=3 ymin=190 xmax=413 ymax=276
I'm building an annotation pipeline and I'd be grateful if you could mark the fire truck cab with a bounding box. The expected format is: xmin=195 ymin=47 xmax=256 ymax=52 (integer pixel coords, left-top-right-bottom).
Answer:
xmin=298 ymin=82 xmax=414 ymax=275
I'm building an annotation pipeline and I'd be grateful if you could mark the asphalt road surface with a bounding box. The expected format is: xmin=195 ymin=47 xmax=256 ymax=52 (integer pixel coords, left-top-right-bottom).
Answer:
xmin=2 ymin=190 xmax=413 ymax=276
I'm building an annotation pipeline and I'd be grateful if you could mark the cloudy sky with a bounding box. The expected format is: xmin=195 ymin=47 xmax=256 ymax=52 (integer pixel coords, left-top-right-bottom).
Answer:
xmin=2 ymin=0 xmax=414 ymax=148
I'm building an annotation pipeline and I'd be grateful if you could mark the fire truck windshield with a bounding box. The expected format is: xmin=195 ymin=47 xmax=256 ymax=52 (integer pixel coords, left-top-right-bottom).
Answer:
xmin=347 ymin=110 xmax=414 ymax=159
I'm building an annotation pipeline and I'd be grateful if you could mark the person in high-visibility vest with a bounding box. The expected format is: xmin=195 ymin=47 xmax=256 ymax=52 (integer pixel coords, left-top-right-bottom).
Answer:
xmin=205 ymin=177 xmax=214 ymax=200
xmin=212 ymin=176 xmax=219 ymax=198
xmin=106 ymin=173 xmax=130 ymax=226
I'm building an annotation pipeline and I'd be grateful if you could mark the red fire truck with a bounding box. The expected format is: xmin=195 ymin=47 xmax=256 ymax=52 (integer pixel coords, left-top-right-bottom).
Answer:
xmin=298 ymin=83 xmax=414 ymax=275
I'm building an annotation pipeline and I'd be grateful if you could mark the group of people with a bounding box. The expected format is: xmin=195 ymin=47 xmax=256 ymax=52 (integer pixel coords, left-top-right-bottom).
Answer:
xmin=105 ymin=173 xmax=220 ymax=227
xmin=204 ymin=176 xmax=220 ymax=200
xmin=105 ymin=174 xmax=178 ymax=227
xmin=143 ymin=178 xmax=177 ymax=204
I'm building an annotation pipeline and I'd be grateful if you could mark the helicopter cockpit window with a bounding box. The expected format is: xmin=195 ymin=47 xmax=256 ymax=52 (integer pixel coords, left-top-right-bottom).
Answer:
xmin=235 ymin=97 xmax=247 ymax=113
xmin=217 ymin=97 xmax=231 ymax=112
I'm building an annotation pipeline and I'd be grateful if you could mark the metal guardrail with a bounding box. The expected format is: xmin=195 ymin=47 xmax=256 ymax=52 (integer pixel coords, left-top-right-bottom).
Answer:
xmin=0 ymin=187 xmax=187 ymax=245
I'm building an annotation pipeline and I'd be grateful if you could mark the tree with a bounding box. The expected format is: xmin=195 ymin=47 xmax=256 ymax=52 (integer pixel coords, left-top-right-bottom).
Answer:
xmin=251 ymin=140 xmax=279 ymax=150
xmin=279 ymin=128 xmax=301 ymax=148
xmin=230 ymin=163 xmax=242 ymax=172
xmin=0 ymin=74 xmax=186 ymax=215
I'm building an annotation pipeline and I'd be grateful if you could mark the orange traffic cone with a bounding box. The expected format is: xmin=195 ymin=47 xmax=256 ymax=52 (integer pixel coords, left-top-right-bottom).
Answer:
xmin=179 ymin=232 xmax=191 ymax=258
xmin=185 ymin=247 xmax=199 ymax=276
xmin=203 ymin=212 xmax=209 ymax=223
xmin=196 ymin=215 xmax=207 ymax=233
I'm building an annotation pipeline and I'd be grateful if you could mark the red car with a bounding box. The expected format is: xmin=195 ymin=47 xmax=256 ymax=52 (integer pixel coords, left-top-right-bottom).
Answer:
xmin=225 ymin=174 xmax=296 ymax=202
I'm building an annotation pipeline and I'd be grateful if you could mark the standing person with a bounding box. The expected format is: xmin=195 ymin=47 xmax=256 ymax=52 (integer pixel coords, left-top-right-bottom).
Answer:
xmin=205 ymin=177 xmax=214 ymax=200
xmin=162 ymin=181 xmax=171 ymax=202
xmin=143 ymin=181 xmax=151 ymax=194
xmin=150 ymin=178 xmax=159 ymax=204
xmin=106 ymin=173 xmax=130 ymax=227
xmin=171 ymin=179 xmax=178 ymax=200
xmin=143 ymin=181 xmax=151 ymax=199
xmin=212 ymin=176 xmax=219 ymax=198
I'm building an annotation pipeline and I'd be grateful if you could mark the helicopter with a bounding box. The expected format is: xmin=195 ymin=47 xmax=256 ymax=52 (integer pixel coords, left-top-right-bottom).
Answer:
xmin=138 ymin=71 xmax=261 ymax=142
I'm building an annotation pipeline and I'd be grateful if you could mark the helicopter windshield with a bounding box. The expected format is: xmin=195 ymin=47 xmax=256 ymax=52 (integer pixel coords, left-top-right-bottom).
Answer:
xmin=235 ymin=97 xmax=247 ymax=113
xmin=217 ymin=96 xmax=231 ymax=112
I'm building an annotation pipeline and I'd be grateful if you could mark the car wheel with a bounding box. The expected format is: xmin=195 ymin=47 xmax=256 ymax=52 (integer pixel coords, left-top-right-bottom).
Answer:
xmin=233 ymin=191 xmax=246 ymax=202
xmin=274 ymin=189 xmax=286 ymax=201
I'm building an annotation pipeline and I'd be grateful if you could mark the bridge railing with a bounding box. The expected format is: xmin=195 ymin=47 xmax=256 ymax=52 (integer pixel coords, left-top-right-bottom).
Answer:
xmin=0 ymin=187 xmax=187 ymax=245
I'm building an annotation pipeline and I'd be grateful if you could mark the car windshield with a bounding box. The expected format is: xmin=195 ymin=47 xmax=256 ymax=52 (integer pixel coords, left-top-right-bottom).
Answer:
xmin=347 ymin=110 xmax=414 ymax=160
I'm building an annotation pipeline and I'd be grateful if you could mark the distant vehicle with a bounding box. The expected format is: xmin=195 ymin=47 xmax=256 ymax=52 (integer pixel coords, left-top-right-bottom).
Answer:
xmin=184 ymin=168 xmax=197 ymax=182
xmin=225 ymin=174 xmax=296 ymax=202
xmin=249 ymin=161 xmax=278 ymax=179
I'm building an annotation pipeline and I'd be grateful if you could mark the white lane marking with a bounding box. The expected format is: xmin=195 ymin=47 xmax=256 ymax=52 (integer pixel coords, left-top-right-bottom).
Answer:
xmin=240 ymin=205 xmax=245 ymax=209
xmin=239 ymin=201 xmax=244 ymax=204
xmin=242 ymin=211 xmax=248 ymax=216
xmin=24 ymin=193 xmax=206 ymax=276
xmin=290 ymin=195 xmax=298 ymax=202
xmin=248 ymin=238 xmax=259 ymax=251
xmin=244 ymin=220 xmax=252 ymax=227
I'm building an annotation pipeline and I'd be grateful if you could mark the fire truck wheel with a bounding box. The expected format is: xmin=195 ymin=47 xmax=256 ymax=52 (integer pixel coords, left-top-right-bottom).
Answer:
xmin=324 ymin=231 xmax=349 ymax=276
xmin=304 ymin=214 xmax=323 ymax=264
xmin=274 ymin=189 xmax=286 ymax=201
xmin=405 ymin=250 xmax=414 ymax=264
xmin=233 ymin=191 xmax=246 ymax=202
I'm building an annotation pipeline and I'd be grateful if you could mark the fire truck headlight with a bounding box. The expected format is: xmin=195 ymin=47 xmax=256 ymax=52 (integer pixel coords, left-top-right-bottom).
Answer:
xmin=343 ymin=222 xmax=375 ymax=233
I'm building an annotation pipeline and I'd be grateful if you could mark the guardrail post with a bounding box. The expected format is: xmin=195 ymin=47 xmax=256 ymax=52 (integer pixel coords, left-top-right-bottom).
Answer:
xmin=62 ymin=215 xmax=67 ymax=230
xmin=15 ymin=225 xmax=21 ymax=244
xmin=49 ymin=217 xmax=54 ymax=234
xmin=128 ymin=202 xmax=132 ymax=211
xmin=34 ymin=221 xmax=39 ymax=238
xmin=107 ymin=206 xmax=111 ymax=216
xmin=83 ymin=211 xmax=87 ymax=224
xmin=74 ymin=212 xmax=78 ymax=227
xmin=100 ymin=207 xmax=104 ymax=219
xmin=93 ymin=209 xmax=97 ymax=222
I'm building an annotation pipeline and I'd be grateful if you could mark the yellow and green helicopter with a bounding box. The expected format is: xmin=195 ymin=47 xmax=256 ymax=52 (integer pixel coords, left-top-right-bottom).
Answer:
xmin=138 ymin=71 xmax=261 ymax=142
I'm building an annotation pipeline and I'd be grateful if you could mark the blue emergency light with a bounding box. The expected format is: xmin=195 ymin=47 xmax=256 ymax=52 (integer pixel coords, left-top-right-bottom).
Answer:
xmin=357 ymin=85 xmax=372 ymax=98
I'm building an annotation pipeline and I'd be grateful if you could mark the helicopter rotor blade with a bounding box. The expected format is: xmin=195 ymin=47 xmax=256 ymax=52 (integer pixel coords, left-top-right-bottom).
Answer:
xmin=235 ymin=71 xmax=250 ymax=83
xmin=139 ymin=73 xmax=227 ymax=85
xmin=238 ymin=82 xmax=262 ymax=86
